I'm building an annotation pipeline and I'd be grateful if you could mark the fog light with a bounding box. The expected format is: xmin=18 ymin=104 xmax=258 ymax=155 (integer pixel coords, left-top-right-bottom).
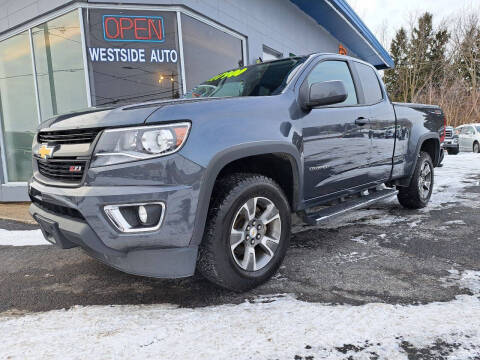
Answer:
xmin=104 ymin=202 xmax=165 ymax=233
xmin=138 ymin=205 xmax=148 ymax=224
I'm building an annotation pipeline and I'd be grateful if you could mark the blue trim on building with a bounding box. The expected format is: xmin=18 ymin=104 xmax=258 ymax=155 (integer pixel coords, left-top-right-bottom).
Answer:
xmin=289 ymin=0 xmax=394 ymax=69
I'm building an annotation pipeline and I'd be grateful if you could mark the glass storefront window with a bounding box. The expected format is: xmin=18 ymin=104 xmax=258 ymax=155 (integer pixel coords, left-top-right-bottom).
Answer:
xmin=32 ymin=11 xmax=88 ymax=120
xmin=182 ymin=14 xmax=244 ymax=91
xmin=83 ymin=9 xmax=182 ymax=106
xmin=0 ymin=31 xmax=38 ymax=182
xmin=0 ymin=6 xmax=246 ymax=185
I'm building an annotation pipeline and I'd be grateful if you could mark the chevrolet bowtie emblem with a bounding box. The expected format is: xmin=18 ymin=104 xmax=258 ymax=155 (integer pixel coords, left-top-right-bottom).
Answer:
xmin=38 ymin=145 xmax=55 ymax=160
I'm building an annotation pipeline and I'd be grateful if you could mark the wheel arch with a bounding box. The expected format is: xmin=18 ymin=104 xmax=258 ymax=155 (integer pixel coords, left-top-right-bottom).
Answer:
xmin=473 ymin=140 xmax=479 ymax=152
xmin=398 ymin=134 xmax=440 ymax=187
xmin=420 ymin=137 xmax=441 ymax=166
xmin=189 ymin=142 xmax=302 ymax=246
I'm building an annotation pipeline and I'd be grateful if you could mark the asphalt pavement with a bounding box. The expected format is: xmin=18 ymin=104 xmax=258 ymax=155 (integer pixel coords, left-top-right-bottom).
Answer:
xmin=1 ymin=176 xmax=479 ymax=314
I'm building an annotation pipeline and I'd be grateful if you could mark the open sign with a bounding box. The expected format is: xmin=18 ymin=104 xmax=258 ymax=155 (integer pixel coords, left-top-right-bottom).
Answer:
xmin=102 ymin=15 xmax=165 ymax=43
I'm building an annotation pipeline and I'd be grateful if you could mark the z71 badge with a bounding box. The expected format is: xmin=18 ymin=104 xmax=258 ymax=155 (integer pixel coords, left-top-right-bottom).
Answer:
xmin=69 ymin=166 xmax=82 ymax=173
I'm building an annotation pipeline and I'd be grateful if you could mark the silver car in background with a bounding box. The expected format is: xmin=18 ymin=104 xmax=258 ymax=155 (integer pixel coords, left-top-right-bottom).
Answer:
xmin=459 ymin=124 xmax=480 ymax=153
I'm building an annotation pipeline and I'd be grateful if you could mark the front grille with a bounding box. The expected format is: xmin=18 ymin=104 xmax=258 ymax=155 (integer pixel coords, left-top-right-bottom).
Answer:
xmin=30 ymin=196 xmax=84 ymax=221
xmin=37 ymin=158 xmax=87 ymax=183
xmin=38 ymin=128 xmax=102 ymax=145
xmin=445 ymin=129 xmax=453 ymax=138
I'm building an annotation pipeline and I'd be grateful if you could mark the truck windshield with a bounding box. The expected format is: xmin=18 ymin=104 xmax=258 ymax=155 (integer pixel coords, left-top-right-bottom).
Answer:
xmin=185 ymin=57 xmax=307 ymax=99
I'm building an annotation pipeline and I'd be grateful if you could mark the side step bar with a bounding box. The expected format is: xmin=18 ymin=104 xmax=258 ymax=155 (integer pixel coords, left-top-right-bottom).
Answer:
xmin=300 ymin=188 xmax=399 ymax=226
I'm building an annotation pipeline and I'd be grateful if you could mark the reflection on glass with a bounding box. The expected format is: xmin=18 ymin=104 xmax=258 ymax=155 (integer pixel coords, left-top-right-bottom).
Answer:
xmin=185 ymin=58 xmax=306 ymax=98
xmin=84 ymin=9 xmax=182 ymax=106
xmin=32 ymin=11 xmax=88 ymax=120
xmin=354 ymin=62 xmax=383 ymax=104
xmin=0 ymin=31 xmax=38 ymax=182
xmin=307 ymin=61 xmax=358 ymax=106
xmin=182 ymin=14 xmax=244 ymax=91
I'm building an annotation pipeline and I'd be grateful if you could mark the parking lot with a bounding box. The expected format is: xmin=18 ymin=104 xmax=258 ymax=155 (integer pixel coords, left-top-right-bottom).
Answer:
xmin=1 ymin=153 xmax=480 ymax=359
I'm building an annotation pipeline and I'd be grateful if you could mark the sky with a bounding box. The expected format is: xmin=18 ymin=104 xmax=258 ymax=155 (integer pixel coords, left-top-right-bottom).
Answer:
xmin=348 ymin=0 xmax=479 ymax=47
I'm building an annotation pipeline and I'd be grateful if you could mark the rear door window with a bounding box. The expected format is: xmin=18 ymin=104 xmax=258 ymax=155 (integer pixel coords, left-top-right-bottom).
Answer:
xmin=354 ymin=62 xmax=383 ymax=104
xmin=306 ymin=61 xmax=358 ymax=106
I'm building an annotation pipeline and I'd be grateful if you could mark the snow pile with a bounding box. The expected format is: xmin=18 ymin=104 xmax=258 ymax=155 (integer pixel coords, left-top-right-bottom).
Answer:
xmin=0 ymin=229 xmax=50 ymax=246
xmin=1 ymin=286 xmax=480 ymax=360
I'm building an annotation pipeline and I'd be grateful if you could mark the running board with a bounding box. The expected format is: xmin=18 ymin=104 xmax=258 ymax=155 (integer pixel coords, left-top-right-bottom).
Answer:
xmin=300 ymin=188 xmax=399 ymax=225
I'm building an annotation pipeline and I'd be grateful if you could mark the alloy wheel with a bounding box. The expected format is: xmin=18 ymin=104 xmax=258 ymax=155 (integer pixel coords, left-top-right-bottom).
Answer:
xmin=230 ymin=197 xmax=282 ymax=272
xmin=418 ymin=161 xmax=432 ymax=200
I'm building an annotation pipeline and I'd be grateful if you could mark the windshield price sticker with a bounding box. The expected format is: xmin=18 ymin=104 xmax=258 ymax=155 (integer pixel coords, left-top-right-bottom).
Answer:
xmin=208 ymin=68 xmax=248 ymax=82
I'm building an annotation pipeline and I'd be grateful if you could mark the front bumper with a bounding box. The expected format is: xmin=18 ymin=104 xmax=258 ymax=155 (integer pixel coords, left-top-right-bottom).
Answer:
xmin=443 ymin=140 xmax=459 ymax=150
xmin=30 ymin=203 xmax=197 ymax=278
xmin=28 ymin=153 xmax=205 ymax=278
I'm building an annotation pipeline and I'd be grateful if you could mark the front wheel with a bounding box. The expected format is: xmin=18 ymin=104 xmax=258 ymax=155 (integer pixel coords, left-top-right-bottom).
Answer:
xmin=197 ymin=174 xmax=291 ymax=292
xmin=448 ymin=148 xmax=459 ymax=155
xmin=397 ymin=151 xmax=434 ymax=209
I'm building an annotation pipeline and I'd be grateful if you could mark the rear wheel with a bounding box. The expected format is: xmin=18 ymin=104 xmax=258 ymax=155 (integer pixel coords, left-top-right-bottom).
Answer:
xmin=474 ymin=142 xmax=479 ymax=153
xmin=398 ymin=151 xmax=434 ymax=209
xmin=197 ymin=174 xmax=291 ymax=292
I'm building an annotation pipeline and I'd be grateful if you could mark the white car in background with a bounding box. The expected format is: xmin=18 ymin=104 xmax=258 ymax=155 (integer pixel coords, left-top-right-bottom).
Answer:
xmin=459 ymin=124 xmax=480 ymax=153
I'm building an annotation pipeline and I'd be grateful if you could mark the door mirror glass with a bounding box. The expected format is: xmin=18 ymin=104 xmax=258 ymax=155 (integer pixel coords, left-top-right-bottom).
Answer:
xmin=307 ymin=80 xmax=348 ymax=108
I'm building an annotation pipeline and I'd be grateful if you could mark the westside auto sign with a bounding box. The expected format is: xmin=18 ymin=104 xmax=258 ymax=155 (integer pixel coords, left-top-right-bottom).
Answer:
xmin=87 ymin=13 xmax=178 ymax=64
xmin=84 ymin=9 xmax=182 ymax=106
xmin=88 ymin=47 xmax=178 ymax=63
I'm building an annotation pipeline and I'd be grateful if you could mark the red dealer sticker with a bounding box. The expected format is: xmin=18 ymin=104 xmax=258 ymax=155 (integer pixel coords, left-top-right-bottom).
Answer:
xmin=102 ymin=15 xmax=165 ymax=43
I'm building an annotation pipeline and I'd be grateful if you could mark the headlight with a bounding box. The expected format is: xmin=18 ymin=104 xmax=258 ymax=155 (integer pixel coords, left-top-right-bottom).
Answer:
xmin=91 ymin=122 xmax=190 ymax=167
xmin=453 ymin=138 xmax=458 ymax=144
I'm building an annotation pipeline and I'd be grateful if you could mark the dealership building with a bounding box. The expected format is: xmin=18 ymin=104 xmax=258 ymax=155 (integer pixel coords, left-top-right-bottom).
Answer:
xmin=0 ymin=0 xmax=393 ymax=201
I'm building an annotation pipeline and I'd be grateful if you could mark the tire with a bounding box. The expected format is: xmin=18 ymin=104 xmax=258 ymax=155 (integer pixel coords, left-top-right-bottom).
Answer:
xmin=197 ymin=173 xmax=291 ymax=292
xmin=474 ymin=142 xmax=480 ymax=153
xmin=397 ymin=151 xmax=434 ymax=209
xmin=448 ymin=148 xmax=459 ymax=155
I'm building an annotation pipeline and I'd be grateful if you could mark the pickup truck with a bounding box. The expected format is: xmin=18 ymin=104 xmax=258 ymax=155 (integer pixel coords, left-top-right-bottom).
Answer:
xmin=29 ymin=54 xmax=445 ymax=291
xmin=443 ymin=126 xmax=460 ymax=155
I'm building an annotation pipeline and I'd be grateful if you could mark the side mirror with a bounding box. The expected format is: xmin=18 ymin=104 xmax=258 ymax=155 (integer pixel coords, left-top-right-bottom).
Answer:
xmin=306 ymin=80 xmax=348 ymax=108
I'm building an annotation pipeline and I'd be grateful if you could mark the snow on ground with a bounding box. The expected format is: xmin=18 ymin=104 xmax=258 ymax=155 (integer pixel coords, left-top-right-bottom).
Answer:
xmin=0 ymin=229 xmax=50 ymax=246
xmin=1 ymin=270 xmax=480 ymax=360
xmin=428 ymin=152 xmax=480 ymax=209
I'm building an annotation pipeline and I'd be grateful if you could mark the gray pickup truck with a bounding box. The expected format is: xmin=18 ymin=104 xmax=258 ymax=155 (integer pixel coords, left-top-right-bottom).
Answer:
xmin=29 ymin=54 xmax=445 ymax=291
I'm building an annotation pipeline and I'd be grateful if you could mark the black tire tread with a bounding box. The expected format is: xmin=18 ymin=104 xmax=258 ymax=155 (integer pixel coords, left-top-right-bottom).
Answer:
xmin=397 ymin=151 xmax=433 ymax=209
xmin=197 ymin=173 xmax=290 ymax=291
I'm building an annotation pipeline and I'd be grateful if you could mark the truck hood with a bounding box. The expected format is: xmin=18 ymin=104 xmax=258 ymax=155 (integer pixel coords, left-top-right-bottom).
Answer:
xmin=39 ymin=98 xmax=223 ymax=131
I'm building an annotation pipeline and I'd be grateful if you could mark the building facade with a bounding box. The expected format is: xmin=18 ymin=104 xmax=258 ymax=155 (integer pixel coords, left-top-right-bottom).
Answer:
xmin=0 ymin=0 xmax=393 ymax=201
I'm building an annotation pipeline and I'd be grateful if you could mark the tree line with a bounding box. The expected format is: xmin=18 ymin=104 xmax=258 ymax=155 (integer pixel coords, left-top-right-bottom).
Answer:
xmin=383 ymin=12 xmax=480 ymax=127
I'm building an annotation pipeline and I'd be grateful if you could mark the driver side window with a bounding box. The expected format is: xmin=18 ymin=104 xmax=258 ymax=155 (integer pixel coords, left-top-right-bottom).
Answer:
xmin=306 ymin=61 xmax=358 ymax=106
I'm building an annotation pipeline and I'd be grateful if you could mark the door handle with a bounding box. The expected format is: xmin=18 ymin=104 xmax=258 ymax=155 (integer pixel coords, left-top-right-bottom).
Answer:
xmin=355 ymin=117 xmax=369 ymax=126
